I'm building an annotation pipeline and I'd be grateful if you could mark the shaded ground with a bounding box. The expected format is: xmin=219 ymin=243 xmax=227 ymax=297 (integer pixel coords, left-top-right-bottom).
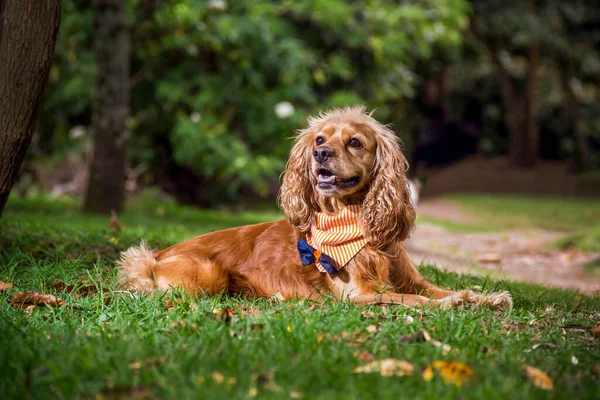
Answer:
xmin=419 ymin=156 xmax=600 ymax=198
xmin=407 ymin=200 xmax=600 ymax=295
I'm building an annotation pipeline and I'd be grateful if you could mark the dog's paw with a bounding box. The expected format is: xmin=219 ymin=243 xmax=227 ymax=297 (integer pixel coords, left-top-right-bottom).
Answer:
xmin=478 ymin=291 xmax=513 ymax=310
xmin=433 ymin=290 xmax=473 ymax=310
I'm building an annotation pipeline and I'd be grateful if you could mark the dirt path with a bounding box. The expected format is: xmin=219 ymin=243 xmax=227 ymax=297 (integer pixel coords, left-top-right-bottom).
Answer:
xmin=406 ymin=201 xmax=600 ymax=295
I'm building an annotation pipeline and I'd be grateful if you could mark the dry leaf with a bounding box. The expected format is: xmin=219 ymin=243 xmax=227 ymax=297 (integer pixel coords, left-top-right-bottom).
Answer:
xmin=0 ymin=280 xmax=14 ymax=291
xmin=129 ymin=356 xmax=167 ymax=372
xmin=240 ymin=307 xmax=262 ymax=317
xmin=211 ymin=372 xmax=225 ymax=384
xmin=531 ymin=343 xmax=556 ymax=350
xmin=10 ymin=291 xmax=65 ymax=308
xmin=366 ymin=325 xmax=380 ymax=334
xmin=423 ymin=361 xmax=473 ymax=387
xmin=353 ymin=351 xmax=375 ymax=362
xmin=361 ymin=310 xmax=377 ymax=319
xmin=592 ymin=325 xmax=600 ymax=338
xmin=524 ymin=365 xmax=553 ymax=390
xmin=269 ymin=292 xmax=285 ymax=303
xmin=209 ymin=307 xmax=236 ymax=324
xmin=353 ymin=359 xmax=414 ymax=377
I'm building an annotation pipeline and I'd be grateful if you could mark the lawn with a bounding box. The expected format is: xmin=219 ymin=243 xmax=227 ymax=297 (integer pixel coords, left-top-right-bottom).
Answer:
xmin=439 ymin=194 xmax=600 ymax=252
xmin=1 ymin=194 xmax=599 ymax=399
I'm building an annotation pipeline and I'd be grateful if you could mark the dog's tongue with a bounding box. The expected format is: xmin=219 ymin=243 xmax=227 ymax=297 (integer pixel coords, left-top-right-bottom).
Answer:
xmin=318 ymin=174 xmax=336 ymax=184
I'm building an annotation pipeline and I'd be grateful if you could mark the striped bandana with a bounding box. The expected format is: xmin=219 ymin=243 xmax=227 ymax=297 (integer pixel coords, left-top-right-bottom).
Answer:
xmin=304 ymin=205 xmax=367 ymax=273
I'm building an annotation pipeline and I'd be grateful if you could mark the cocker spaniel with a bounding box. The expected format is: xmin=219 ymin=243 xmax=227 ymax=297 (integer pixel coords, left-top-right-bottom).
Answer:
xmin=118 ymin=106 xmax=511 ymax=309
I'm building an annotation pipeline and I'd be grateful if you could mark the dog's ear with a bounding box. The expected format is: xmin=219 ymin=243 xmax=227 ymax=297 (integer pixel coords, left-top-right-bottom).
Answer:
xmin=278 ymin=129 xmax=318 ymax=233
xmin=361 ymin=124 xmax=416 ymax=248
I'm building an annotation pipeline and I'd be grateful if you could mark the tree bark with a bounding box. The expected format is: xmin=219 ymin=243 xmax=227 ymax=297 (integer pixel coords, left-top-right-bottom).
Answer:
xmin=84 ymin=0 xmax=130 ymax=214
xmin=510 ymin=40 xmax=540 ymax=168
xmin=558 ymin=65 xmax=587 ymax=170
xmin=0 ymin=0 xmax=62 ymax=217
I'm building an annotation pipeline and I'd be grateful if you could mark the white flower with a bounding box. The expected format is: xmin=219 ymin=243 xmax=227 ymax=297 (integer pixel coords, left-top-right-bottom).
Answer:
xmin=69 ymin=126 xmax=86 ymax=140
xmin=208 ymin=0 xmax=227 ymax=11
xmin=274 ymin=102 xmax=295 ymax=119
xmin=190 ymin=112 xmax=201 ymax=123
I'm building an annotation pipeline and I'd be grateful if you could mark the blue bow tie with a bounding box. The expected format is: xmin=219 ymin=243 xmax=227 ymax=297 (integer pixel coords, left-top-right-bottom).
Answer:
xmin=297 ymin=239 xmax=337 ymax=275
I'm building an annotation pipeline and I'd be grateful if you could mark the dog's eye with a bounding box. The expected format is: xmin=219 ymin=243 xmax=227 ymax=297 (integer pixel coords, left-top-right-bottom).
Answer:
xmin=316 ymin=137 xmax=325 ymax=146
xmin=348 ymin=138 xmax=362 ymax=148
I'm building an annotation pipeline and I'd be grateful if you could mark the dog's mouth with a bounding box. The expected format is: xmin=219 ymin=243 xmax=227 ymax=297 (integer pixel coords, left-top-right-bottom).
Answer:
xmin=317 ymin=169 xmax=360 ymax=189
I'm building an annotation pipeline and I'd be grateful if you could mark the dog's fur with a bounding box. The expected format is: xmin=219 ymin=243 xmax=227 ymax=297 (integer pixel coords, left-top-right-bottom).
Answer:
xmin=118 ymin=106 xmax=511 ymax=309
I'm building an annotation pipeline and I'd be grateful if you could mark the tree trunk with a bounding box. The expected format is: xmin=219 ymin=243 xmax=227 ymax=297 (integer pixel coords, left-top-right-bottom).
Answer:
xmin=559 ymin=65 xmax=587 ymax=171
xmin=0 ymin=0 xmax=61 ymax=217
xmin=84 ymin=0 xmax=130 ymax=214
xmin=510 ymin=40 xmax=540 ymax=168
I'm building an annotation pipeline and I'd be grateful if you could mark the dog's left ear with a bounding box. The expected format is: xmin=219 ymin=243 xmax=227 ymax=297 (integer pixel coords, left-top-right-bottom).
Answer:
xmin=361 ymin=125 xmax=416 ymax=248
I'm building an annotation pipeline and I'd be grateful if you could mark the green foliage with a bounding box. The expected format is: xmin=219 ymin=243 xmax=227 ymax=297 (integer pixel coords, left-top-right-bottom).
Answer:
xmin=39 ymin=0 xmax=469 ymax=201
xmin=2 ymin=196 xmax=600 ymax=399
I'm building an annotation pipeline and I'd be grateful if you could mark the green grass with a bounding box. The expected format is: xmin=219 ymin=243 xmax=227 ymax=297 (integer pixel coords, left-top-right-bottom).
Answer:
xmin=1 ymin=195 xmax=600 ymax=399
xmin=442 ymin=194 xmax=600 ymax=251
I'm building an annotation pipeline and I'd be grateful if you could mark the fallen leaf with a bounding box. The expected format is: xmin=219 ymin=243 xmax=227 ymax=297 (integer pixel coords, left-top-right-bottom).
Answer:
xmin=0 ymin=280 xmax=14 ymax=291
xmin=353 ymin=359 xmax=414 ymax=377
xmin=366 ymin=325 xmax=380 ymax=334
xmin=423 ymin=361 xmax=473 ymax=387
xmin=353 ymin=351 xmax=374 ymax=362
xmin=531 ymin=343 xmax=557 ymax=350
xmin=361 ymin=310 xmax=377 ymax=319
xmin=208 ymin=307 xmax=236 ymax=324
xmin=10 ymin=291 xmax=65 ymax=308
xmin=212 ymin=372 xmax=225 ymax=384
xmin=129 ymin=356 xmax=167 ymax=372
xmin=240 ymin=307 xmax=261 ymax=317
xmin=269 ymin=292 xmax=285 ymax=303
xmin=592 ymin=325 xmax=600 ymax=338
xmin=524 ymin=365 xmax=553 ymax=390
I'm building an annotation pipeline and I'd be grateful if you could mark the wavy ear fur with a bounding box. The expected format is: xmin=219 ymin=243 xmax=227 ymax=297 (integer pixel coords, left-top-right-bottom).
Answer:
xmin=361 ymin=122 xmax=416 ymax=249
xmin=278 ymin=129 xmax=317 ymax=233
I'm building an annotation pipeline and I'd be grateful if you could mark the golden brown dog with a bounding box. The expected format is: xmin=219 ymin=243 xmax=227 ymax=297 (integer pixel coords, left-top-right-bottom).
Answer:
xmin=118 ymin=106 xmax=511 ymax=309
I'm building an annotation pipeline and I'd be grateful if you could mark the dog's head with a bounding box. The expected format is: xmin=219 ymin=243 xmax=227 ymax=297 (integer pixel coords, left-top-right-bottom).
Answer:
xmin=279 ymin=106 xmax=415 ymax=248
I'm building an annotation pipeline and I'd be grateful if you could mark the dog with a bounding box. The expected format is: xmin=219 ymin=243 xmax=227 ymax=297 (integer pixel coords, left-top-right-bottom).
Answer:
xmin=118 ymin=106 xmax=511 ymax=309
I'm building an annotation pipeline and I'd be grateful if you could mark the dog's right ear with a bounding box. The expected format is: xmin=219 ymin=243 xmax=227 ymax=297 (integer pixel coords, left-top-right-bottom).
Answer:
xmin=278 ymin=128 xmax=318 ymax=233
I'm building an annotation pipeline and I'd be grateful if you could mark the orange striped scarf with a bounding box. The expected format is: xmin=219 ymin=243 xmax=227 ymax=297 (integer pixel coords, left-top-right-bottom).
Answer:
xmin=306 ymin=205 xmax=367 ymax=273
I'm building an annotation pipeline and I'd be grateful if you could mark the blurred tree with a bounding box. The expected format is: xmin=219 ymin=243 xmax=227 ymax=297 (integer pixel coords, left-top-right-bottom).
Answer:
xmin=471 ymin=0 xmax=600 ymax=169
xmin=0 ymin=0 xmax=61 ymax=217
xmin=38 ymin=0 xmax=469 ymax=204
xmin=83 ymin=0 xmax=130 ymax=214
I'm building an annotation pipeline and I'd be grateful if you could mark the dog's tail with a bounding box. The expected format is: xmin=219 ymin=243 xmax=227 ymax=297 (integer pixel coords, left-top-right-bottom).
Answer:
xmin=117 ymin=240 xmax=157 ymax=292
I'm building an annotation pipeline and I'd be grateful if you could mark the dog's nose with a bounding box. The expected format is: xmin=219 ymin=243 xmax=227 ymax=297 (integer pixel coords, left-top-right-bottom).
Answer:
xmin=313 ymin=146 xmax=333 ymax=163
